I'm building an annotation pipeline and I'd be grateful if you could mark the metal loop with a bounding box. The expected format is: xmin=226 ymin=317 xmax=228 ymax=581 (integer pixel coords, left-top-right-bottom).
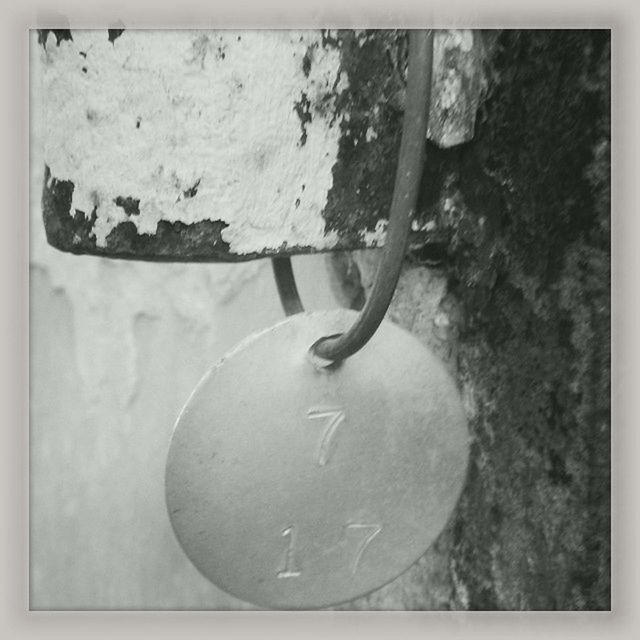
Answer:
xmin=272 ymin=256 xmax=304 ymax=316
xmin=271 ymin=29 xmax=434 ymax=363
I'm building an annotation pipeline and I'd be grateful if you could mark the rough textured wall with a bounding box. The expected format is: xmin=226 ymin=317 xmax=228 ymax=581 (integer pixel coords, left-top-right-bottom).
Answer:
xmin=38 ymin=29 xmax=482 ymax=261
xmin=446 ymin=30 xmax=611 ymax=610
xmin=331 ymin=29 xmax=610 ymax=610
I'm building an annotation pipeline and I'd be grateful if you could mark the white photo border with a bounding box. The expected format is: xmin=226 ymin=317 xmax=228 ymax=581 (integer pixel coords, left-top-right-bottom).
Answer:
xmin=3 ymin=1 xmax=634 ymax=638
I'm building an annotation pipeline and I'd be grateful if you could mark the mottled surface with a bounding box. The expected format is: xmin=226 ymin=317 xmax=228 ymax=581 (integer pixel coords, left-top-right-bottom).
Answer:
xmin=445 ymin=30 xmax=611 ymax=611
xmin=39 ymin=30 xmax=346 ymax=257
xmin=333 ymin=30 xmax=610 ymax=611
xmin=39 ymin=29 xmax=482 ymax=261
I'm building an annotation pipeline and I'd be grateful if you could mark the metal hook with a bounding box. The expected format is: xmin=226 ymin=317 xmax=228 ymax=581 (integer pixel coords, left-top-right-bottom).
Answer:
xmin=272 ymin=29 xmax=434 ymax=363
xmin=272 ymin=255 xmax=304 ymax=317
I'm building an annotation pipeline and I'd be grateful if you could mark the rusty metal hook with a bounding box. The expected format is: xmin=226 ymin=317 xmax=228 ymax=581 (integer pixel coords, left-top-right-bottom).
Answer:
xmin=272 ymin=29 xmax=434 ymax=363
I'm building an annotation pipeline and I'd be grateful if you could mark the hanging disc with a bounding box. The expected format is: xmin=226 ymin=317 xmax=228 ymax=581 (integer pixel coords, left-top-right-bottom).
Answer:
xmin=165 ymin=309 xmax=469 ymax=609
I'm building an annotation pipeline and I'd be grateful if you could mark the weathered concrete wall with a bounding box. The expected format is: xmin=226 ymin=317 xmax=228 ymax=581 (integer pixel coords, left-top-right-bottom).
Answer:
xmin=444 ymin=30 xmax=611 ymax=610
xmin=330 ymin=29 xmax=611 ymax=610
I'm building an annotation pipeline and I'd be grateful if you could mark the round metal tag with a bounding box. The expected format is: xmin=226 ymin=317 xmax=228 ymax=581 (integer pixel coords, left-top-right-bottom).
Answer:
xmin=165 ymin=309 xmax=469 ymax=609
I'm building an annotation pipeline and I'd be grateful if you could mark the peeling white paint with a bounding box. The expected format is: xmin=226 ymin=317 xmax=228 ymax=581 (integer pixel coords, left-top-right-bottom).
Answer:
xmin=41 ymin=30 xmax=346 ymax=253
xmin=361 ymin=216 xmax=438 ymax=246
xmin=360 ymin=219 xmax=387 ymax=246
xmin=365 ymin=126 xmax=378 ymax=142
xmin=32 ymin=34 xmax=270 ymax=408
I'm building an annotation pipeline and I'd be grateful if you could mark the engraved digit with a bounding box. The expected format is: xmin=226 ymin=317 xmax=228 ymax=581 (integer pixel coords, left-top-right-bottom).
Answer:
xmin=307 ymin=407 xmax=345 ymax=465
xmin=345 ymin=524 xmax=382 ymax=574
xmin=277 ymin=526 xmax=301 ymax=578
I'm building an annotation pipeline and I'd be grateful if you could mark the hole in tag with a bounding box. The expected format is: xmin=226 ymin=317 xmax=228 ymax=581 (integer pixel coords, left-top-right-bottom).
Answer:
xmin=306 ymin=334 xmax=343 ymax=371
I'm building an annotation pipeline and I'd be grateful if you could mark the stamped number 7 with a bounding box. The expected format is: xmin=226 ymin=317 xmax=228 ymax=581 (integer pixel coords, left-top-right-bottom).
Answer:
xmin=306 ymin=407 xmax=345 ymax=466
xmin=345 ymin=523 xmax=382 ymax=573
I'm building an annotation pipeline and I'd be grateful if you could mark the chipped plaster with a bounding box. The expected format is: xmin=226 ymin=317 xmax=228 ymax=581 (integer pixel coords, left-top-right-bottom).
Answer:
xmin=41 ymin=30 xmax=345 ymax=254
